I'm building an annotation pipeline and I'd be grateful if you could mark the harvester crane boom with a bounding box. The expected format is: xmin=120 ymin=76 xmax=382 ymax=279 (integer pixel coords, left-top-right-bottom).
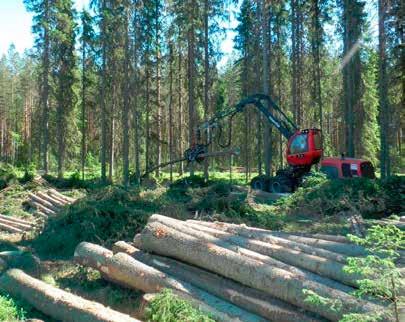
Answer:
xmin=200 ymin=94 xmax=298 ymax=140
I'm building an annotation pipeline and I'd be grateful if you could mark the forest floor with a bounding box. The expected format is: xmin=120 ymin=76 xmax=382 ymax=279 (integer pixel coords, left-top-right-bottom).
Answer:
xmin=0 ymin=167 xmax=403 ymax=321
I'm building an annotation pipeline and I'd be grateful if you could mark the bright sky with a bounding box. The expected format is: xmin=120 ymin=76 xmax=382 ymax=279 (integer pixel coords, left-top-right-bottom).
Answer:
xmin=0 ymin=0 xmax=237 ymax=66
xmin=0 ymin=0 xmax=90 ymax=55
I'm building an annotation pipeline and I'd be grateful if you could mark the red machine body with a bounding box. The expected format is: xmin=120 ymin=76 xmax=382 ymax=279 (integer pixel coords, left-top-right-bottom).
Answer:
xmin=286 ymin=129 xmax=323 ymax=167
xmin=320 ymin=157 xmax=376 ymax=179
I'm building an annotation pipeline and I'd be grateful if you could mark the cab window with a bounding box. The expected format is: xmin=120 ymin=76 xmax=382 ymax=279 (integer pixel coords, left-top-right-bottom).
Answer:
xmin=320 ymin=166 xmax=339 ymax=179
xmin=289 ymin=134 xmax=308 ymax=154
xmin=313 ymin=132 xmax=322 ymax=150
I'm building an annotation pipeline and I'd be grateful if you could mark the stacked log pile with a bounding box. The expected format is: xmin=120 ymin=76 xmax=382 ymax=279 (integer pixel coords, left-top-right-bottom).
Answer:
xmin=0 ymin=189 xmax=75 ymax=234
xmin=0 ymin=214 xmax=36 ymax=234
xmin=75 ymin=214 xmax=395 ymax=322
xmin=27 ymin=189 xmax=76 ymax=219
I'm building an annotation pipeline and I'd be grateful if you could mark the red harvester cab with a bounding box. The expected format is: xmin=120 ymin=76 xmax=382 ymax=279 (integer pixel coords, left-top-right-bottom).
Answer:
xmin=320 ymin=157 xmax=376 ymax=179
xmin=286 ymin=129 xmax=323 ymax=167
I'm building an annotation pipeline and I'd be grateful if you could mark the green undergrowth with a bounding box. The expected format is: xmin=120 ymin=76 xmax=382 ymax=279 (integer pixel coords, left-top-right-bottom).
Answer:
xmin=32 ymin=175 xmax=283 ymax=258
xmin=30 ymin=173 xmax=404 ymax=258
xmin=0 ymin=294 xmax=25 ymax=321
xmin=146 ymin=289 xmax=215 ymax=322
xmin=0 ymin=163 xmax=35 ymax=190
xmin=275 ymin=174 xmax=404 ymax=219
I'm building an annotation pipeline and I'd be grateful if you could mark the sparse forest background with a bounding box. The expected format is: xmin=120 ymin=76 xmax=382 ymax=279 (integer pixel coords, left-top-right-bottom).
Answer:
xmin=0 ymin=0 xmax=403 ymax=185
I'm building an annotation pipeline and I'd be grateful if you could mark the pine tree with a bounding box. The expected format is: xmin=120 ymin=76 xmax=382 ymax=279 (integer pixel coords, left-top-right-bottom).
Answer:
xmin=52 ymin=0 xmax=77 ymax=179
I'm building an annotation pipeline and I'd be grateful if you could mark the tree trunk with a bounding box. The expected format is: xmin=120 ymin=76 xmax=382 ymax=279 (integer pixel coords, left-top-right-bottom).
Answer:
xmin=168 ymin=43 xmax=174 ymax=182
xmin=42 ymin=0 xmax=50 ymax=174
xmin=100 ymin=0 xmax=107 ymax=182
xmin=81 ymin=31 xmax=87 ymax=181
xmin=378 ymin=0 xmax=390 ymax=178
xmin=74 ymin=242 xmax=265 ymax=322
xmin=122 ymin=8 xmax=131 ymax=187
xmin=203 ymin=0 xmax=210 ymax=182
xmin=187 ymin=7 xmax=196 ymax=176
xmin=155 ymin=1 xmax=162 ymax=177
xmin=113 ymin=241 xmax=323 ymax=322
xmin=134 ymin=218 xmax=382 ymax=321
xmin=0 ymin=217 xmax=32 ymax=231
xmin=178 ymin=52 xmax=184 ymax=175
xmin=262 ymin=0 xmax=272 ymax=176
xmin=0 ymin=269 xmax=139 ymax=322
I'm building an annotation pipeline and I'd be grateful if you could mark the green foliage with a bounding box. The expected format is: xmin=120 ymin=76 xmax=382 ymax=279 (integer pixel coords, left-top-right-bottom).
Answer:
xmin=276 ymin=174 xmax=404 ymax=218
xmin=0 ymin=294 xmax=25 ymax=321
xmin=0 ymin=163 xmax=18 ymax=190
xmin=344 ymin=226 xmax=404 ymax=303
xmin=304 ymin=225 xmax=404 ymax=321
xmin=34 ymin=186 xmax=155 ymax=258
xmin=145 ymin=289 xmax=215 ymax=322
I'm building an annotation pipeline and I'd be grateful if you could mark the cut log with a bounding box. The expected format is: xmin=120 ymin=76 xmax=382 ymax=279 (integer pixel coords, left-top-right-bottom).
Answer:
xmin=182 ymin=220 xmax=360 ymax=287
xmin=113 ymin=241 xmax=323 ymax=322
xmin=48 ymin=189 xmax=76 ymax=203
xmin=74 ymin=242 xmax=265 ymax=322
xmin=35 ymin=211 xmax=48 ymax=219
xmin=36 ymin=191 xmax=67 ymax=208
xmin=187 ymin=220 xmax=347 ymax=263
xmin=134 ymin=219 xmax=384 ymax=321
xmin=0 ymin=214 xmax=34 ymax=226
xmin=0 ymin=251 xmax=41 ymax=276
xmin=28 ymin=200 xmax=57 ymax=216
xmin=0 ymin=222 xmax=23 ymax=233
xmin=0 ymin=269 xmax=140 ymax=322
xmin=29 ymin=193 xmax=60 ymax=212
xmin=151 ymin=216 xmax=357 ymax=290
xmin=0 ymin=217 xmax=32 ymax=231
xmin=45 ymin=191 xmax=71 ymax=205
xmin=193 ymin=220 xmax=367 ymax=256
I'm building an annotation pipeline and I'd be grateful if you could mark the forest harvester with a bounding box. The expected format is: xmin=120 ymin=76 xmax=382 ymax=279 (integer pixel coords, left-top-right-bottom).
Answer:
xmin=183 ymin=94 xmax=376 ymax=193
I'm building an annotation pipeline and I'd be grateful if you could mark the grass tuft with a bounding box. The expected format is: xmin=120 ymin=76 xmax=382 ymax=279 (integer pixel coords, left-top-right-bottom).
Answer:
xmin=146 ymin=289 xmax=215 ymax=322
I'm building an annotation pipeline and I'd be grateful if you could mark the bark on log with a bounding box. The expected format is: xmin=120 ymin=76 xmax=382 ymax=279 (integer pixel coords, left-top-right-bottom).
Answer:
xmin=187 ymin=220 xmax=347 ymax=263
xmin=29 ymin=193 xmax=59 ymax=212
xmin=193 ymin=220 xmax=366 ymax=256
xmin=150 ymin=216 xmax=355 ymax=291
xmin=0 ymin=269 xmax=140 ymax=322
xmin=36 ymin=191 xmax=67 ymax=208
xmin=134 ymin=219 xmax=384 ymax=321
xmin=28 ymin=200 xmax=57 ymax=216
xmin=74 ymin=242 xmax=265 ymax=322
xmin=0 ymin=222 xmax=23 ymax=233
xmin=182 ymin=220 xmax=360 ymax=287
xmin=0 ymin=214 xmax=34 ymax=226
xmin=113 ymin=241 xmax=323 ymax=322
xmin=45 ymin=191 xmax=71 ymax=205
xmin=0 ymin=217 xmax=32 ymax=231
xmin=48 ymin=189 xmax=76 ymax=203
